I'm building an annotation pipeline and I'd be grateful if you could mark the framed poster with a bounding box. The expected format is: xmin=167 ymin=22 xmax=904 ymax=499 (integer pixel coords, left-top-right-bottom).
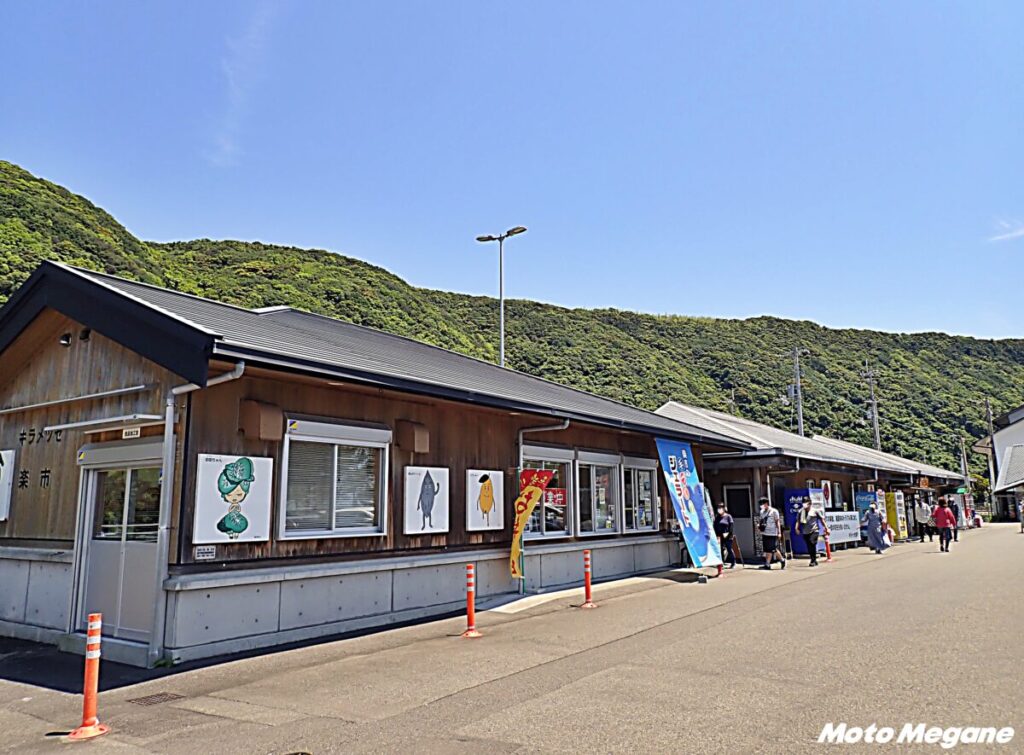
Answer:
xmin=467 ymin=470 xmax=504 ymax=531
xmin=820 ymin=480 xmax=832 ymax=509
xmin=404 ymin=467 xmax=450 ymax=534
xmin=193 ymin=454 xmax=273 ymax=544
xmin=0 ymin=449 xmax=14 ymax=521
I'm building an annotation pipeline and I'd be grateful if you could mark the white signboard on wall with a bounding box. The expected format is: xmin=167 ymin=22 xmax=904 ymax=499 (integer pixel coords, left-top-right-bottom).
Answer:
xmin=825 ymin=511 xmax=861 ymax=544
xmin=404 ymin=467 xmax=450 ymax=534
xmin=193 ymin=454 xmax=273 ymax=544
xmin=0 ymin=449 xmax=14 ymax=521
xmin=466 ymin=469 xmax=504 ymax=531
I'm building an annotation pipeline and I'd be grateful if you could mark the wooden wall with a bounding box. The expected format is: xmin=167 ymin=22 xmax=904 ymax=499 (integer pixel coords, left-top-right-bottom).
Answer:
xmin=0 ymin=311 xmax=180 ymax=545
xmin=177 ymin=367 xmax=679 ymax=567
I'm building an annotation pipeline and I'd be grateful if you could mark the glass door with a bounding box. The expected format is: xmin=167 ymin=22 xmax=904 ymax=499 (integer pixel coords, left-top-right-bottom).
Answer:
xmin=81 ymin=467 xmax=161 ymax=641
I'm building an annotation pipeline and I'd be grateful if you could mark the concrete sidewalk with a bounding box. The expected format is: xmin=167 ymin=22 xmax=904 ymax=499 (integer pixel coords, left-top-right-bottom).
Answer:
xmin=1 ymin=525 xmax=1019 ymax=753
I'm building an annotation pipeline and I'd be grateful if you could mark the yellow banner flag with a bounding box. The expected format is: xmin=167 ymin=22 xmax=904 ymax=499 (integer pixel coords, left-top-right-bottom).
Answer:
xmin=510 ymin=468 xmax=555 ymax=579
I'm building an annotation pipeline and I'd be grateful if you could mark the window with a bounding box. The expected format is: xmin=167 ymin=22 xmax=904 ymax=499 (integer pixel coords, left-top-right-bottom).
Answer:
xmin=523 ymin=459 xmax=572 ymax=537
xmin=578 ymin=458 xmax=620 ymax=534
xmin=623 ymin=465 xmax=657 ymax=531
xmin=281 ymin=419 xmax=391 ymax=538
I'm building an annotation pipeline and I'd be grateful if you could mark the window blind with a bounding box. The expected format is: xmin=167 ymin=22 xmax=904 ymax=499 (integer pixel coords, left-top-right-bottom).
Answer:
xmin=334 ymin=445 xmax=379 ymax=529
xmin=285 ymin=441 xmax=333 ymax=532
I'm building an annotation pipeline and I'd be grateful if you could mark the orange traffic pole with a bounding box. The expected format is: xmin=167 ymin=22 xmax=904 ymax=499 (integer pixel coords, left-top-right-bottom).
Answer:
xmin=581 ymin=550 xmax=597 ymax=608
xmin=461 ymin=564 xmax=481 ymax=638
xmin=824 ymin=535 xmax=833 ymax=563
xmin=68 ymin=613 xmax=109 ymax=741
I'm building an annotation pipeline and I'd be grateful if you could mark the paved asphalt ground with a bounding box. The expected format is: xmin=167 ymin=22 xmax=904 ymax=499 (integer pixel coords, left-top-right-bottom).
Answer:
xmin=1 ymin=524 xmax=1021 ymax=754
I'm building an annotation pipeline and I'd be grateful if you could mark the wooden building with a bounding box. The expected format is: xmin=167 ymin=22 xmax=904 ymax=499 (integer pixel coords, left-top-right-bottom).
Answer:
xmin=656 ymin=402 xmax=964 ymax=558
xmin=0 ymin=262 xmax=745 ymax=667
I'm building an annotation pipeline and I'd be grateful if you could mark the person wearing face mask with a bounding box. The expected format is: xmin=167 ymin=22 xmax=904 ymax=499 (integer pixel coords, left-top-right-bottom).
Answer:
xmin=714 ymin=503 xmax=737 ymax=569
xmin=798 ymin=496 xmax=831 ymax=567
xmin=757 ymin=497 xmax=786 ymax=570
xmin=861 ymin=501 xmax=888 ymax=554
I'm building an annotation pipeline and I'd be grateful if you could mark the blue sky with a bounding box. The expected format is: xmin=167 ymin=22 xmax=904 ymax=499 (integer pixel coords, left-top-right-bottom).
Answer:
xmin=2 ymin=2 xmax=1022 ymax=338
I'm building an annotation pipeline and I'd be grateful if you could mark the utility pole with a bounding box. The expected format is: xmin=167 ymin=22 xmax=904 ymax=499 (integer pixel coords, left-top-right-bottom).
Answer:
xmin=985 ymin=398 xmax=999 ymax=510
xmin=792 ymin=347 xmax=808 ymax=436
xmin=861 ymin=360 xmax=881 ymax=451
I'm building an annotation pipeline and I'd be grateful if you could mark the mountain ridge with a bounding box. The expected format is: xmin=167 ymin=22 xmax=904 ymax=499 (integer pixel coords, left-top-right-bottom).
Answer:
xmin=2 ymin=159 xmax=1020 ymax=477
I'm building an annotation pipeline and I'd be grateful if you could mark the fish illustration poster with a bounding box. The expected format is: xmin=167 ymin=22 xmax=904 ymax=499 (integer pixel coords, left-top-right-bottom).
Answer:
xmin=193 ymin=454 xmax=273 ymax=544
xmin=655 ymin=438 xmax=723 ymax=568
xmin=404 ymin=467 xmax=450 ymax=534
xmin=466 ymin=470 xmax=504 ymax=531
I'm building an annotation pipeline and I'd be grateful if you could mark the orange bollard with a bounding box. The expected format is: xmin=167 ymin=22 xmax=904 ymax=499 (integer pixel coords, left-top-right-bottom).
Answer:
xmin=824 ymin=535 xmax=833 ymax=563
xmin=461 ymin=564 xmax=481 ymax=638
xmin=581 ymin=550 xmax=597 ymax=608
xmin=68 ymin=613 xmax=109 ymax=741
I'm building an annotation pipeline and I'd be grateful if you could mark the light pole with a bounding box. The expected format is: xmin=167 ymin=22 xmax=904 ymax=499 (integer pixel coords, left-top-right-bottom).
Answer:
xmin=476 ymin=226 xmax=526 ymax=367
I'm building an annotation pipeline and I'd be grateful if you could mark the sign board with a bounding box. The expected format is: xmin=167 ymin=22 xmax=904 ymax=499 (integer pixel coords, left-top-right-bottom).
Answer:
xmin=893 ymin=491 xmax=909 ymax=539
xmin=820 ymin=480 xmax=832 ymax=509
xmin=783 ymin=488 xmax=825 ymax=556
xmin=121 ymin=426 xmax=142 ymax=440
xmin=466 ymin=469 xmax=504 ymax=531
xmin=825 ymin=511 xmax=861 ymax=544
xmin=404 ymin=467 xmax=450 ymax=534
xmin=193 ymin=455 xmax=274 ymax=544
xmin=885 ymin=492 xmax=908 ymax=540
xmin=0 ymin=449 xmax=14 ymax=521
xmin=656 ymin=439 xmax=722 ymax=568
xmin=194 ymin=545 xmax=217 ymax=561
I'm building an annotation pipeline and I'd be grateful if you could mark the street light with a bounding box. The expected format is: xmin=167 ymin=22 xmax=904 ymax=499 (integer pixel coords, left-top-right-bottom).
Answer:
xmin=476 ymin=226 xmax=527 ymax=367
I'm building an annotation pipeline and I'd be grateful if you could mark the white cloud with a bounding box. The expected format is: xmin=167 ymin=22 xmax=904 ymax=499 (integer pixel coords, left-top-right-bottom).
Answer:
xmin=989 ymin=218 xmax=1024 ymax=242
xmin=206 ymin=1 xmax=278 ymax=166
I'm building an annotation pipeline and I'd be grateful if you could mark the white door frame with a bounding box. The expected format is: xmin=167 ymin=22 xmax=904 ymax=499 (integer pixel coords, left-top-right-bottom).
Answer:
xmin=69 ymin=440 xmax=164 ymax=640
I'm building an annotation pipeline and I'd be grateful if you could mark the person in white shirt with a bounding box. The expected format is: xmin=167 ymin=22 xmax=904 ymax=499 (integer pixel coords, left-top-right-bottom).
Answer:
xmin=757 ymin=497 xmax=786 ymax=570
xmin=916 ymin=498 xmax=933 ymax=542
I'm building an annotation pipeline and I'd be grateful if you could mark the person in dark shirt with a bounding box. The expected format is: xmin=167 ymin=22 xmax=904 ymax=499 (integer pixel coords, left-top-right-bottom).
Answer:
xmin=714 ymin=504 xmax=737 ymax=569
xmin=797 ymin=497 xmax=830 ymax=567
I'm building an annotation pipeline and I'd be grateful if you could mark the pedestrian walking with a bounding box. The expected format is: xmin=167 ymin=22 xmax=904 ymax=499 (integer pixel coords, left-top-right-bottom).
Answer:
xmin=861 ymin=502 xmax=889 ymax=554
xmin=949 ymin=498 xmax=961 ymax=542
xmin=757 ymin=497 xmax=786 ymax=570
xmin=915 ymin=497 xmax=933 ymax=542
xmin=933 ymin=498 xmax=957 ymax=552
xmin=714 ymin=504 xmax=737 ymax=569
xmin=797 ymin=497 xmax=830 ymax=567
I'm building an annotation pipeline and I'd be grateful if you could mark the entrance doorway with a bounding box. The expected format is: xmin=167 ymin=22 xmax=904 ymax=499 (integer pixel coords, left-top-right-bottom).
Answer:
xmin=723 ymin=484 xmax=754 ymax=558
xmin=80 ymin=466 xmax=161 ymax=642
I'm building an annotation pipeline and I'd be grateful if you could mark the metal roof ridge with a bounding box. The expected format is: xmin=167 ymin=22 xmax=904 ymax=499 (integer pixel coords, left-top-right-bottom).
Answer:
xmin=661 ymin=402 xmax=773 ymax=448
xmin=264 ymin=311 xmax=737 ymax=442
xmin=61 ymin=263 xmax=258 ymax=320
xmin=54 ymin=262 xmax=222 ymax=338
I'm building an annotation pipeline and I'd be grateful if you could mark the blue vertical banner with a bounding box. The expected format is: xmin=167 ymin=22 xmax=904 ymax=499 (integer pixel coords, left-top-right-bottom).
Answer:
xmin=656 ymin=438 xmax=723 ymax=568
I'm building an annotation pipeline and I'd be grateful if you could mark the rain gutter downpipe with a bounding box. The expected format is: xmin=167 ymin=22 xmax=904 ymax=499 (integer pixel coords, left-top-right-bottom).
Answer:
xmin=515 ymin=418 xmax=570 ymax=595
xmin=147 ymin=361 xmax=245 ymax=666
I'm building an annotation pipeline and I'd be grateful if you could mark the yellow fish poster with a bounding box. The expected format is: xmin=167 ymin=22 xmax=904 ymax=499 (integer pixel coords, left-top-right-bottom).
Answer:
xmin=510 ymin=468 xmax=555 ymax=579
xmin=467 ymin=469 xmax=504 ymax=531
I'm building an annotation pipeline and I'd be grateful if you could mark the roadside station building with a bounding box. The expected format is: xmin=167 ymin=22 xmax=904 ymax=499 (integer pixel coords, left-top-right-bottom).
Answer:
xmin=972 ymin=402 xmax=1024 ymax=521
xmin=0 ymin=262 xmax=747 ymax=667
xmin=655 ymin=402 xmax=963 ymax=558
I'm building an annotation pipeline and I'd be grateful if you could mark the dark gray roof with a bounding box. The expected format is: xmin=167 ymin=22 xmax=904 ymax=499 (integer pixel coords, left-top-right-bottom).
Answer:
xmin=37 ymin=263 xmax=747 ymax=447
xmin=657 ymin=401 xmax=962 ymax=481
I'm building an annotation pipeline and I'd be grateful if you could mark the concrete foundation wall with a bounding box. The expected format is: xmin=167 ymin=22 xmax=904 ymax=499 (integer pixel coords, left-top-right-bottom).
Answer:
xmin=163 ymin=535 xmax=680 ymax=665
xmin=0 ymin=548 xmax=74 ymax=634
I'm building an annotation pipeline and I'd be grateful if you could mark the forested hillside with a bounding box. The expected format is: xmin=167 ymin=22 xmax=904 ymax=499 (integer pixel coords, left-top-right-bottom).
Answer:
xmin=2 ymin=159 xmax=1021 ymax=474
